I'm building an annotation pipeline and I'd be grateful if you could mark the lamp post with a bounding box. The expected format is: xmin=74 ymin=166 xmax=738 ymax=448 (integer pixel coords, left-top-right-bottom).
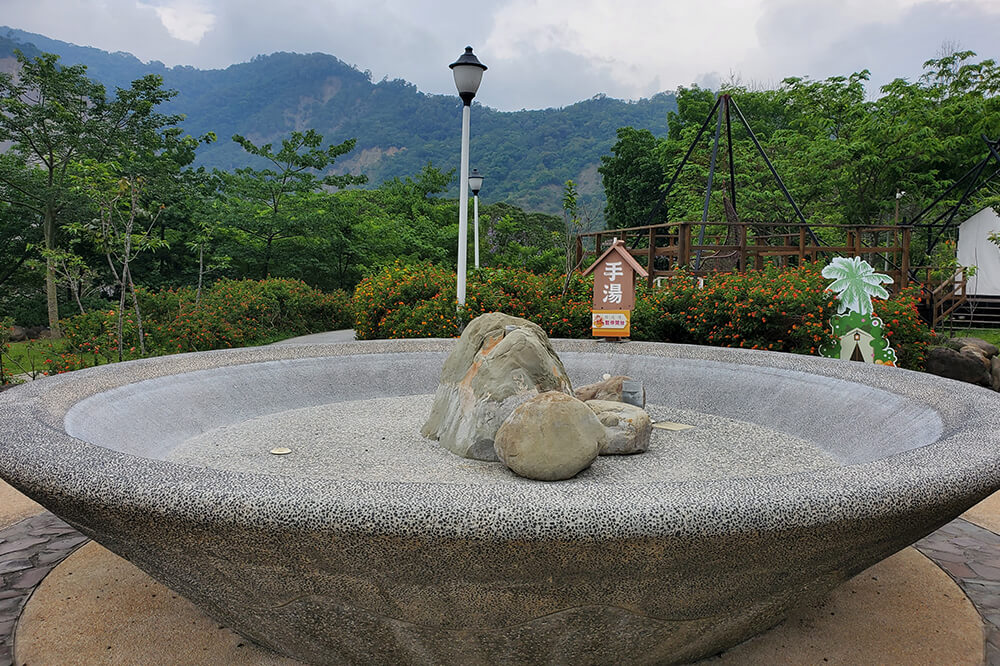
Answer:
xmin=450 ymin=46 xmax=487 ymax=306
xmin=469 ymin=168 xmax=484 ymax=269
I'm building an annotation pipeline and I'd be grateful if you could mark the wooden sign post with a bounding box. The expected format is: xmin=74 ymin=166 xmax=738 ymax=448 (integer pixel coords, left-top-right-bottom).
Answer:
xmin=581 ymin=239 xmax=648 ymax=340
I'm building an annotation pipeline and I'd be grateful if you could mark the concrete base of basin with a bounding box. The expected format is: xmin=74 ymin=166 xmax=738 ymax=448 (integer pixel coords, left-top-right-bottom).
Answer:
xmin=13 ymin=540 xmax=984 ymax=665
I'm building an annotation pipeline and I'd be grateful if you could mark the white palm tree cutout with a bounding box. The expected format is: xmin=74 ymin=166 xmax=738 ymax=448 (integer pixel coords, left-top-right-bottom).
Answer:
xmin=821 ymin=256 xmax=892 ymax=316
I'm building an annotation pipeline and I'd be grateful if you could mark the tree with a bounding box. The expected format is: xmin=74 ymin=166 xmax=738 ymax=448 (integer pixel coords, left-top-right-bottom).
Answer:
xmin=562 ymin=180 xmax=582 ymax=295
xmin=67 ymin=161 xmax=167 ymax=358
xmin=0 ymin=196 xmax=39 ymax=290
xmin=0 ymin=52 xmax=109 ymax=334
xmin=336 ymin=164 xmax=456 ymax=281
xmin=598 ymin=127 xmax=667 ymax=229
xmin=217 ymin=130 xmax=367 ymax=278
xmin=599 ymin=51 xmax=1000 ymax=263
xmin=0 ymin=51 xmax=197 ymax=333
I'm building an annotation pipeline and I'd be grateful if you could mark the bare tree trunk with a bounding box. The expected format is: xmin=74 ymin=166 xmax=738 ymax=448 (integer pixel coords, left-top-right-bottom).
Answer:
xmin=72 ymin=281 xmax=85 ymax=314
xmin=116 ymin=280 xmax=126 ymax=363
xmin=43 ymin=205 xmax=61 ymax=337
xmin=125 ymin=263 xmax=147 ymax=355
xmin=196 ymin=244 xmax=204 ymax=305
xmin=263 ymin=236 xmax=272 ymax=278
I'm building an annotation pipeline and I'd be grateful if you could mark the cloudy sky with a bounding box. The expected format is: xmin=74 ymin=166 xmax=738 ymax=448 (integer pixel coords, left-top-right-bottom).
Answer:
xmin=1 ymin=0 xmax=998 ymax=110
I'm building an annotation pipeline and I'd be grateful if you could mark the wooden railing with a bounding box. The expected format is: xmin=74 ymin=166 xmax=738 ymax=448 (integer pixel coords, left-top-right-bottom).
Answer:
xmin=923 ymin=266 xmax=969 ymax=328
xmin=575 ymin=221 xmax=913 ymax=291
xmin=575 ymin=220 xmax=970 ymax=326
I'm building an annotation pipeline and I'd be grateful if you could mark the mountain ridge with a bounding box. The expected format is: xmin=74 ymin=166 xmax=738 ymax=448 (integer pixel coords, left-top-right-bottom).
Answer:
xmin=0 ymin=26 xmax=678 ymax=215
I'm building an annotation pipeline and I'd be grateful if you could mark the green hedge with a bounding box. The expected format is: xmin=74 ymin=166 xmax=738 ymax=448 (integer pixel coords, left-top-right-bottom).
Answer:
xmin=352 ymin=262 xmax=933 ymax=370
xmin=53 ymin=278 xmax=352 ymax=372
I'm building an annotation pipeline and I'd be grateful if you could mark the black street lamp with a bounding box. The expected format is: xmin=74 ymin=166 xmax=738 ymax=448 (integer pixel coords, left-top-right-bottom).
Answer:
xmin=450 ymin=46 xmax=487 ymax=305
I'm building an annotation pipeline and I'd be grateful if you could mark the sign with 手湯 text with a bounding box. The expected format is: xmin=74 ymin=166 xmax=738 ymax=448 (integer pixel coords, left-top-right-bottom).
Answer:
xmin=581 ymin=239 xmax=648 ymax=339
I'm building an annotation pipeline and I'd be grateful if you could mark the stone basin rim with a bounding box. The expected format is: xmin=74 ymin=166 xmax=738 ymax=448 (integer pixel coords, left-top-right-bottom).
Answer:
xmin=2 ymin=338 xmax=1000 ymax=541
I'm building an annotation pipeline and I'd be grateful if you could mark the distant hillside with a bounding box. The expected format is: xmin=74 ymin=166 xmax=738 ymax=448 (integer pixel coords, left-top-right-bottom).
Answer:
xmin=0 ymin=27 xmax=677 ymax=216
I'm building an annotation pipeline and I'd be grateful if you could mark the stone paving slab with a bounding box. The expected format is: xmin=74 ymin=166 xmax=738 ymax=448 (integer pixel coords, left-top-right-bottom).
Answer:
xmin=916 ymin=518 xmax=1000 ymax=666
xmin=0 ymin=513 xmax=88 ymax=666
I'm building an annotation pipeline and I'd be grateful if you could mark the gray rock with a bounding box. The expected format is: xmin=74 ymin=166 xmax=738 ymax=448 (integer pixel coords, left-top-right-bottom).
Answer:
xmin=574 ymin=375 xmax=646 ymax=408
xmin=421 ymin=312 xmax=572 ymax=460
xmin=992 ymin=356 xmax=1000 ymax=392
xmin=925 ymin=346 xmax=992 ymax=386
xmin=960 ymin=346 xmax=991 ymax=373
xmin=946 ymin=337 xmax=999 ymax=358
xmin=494 ymin=391 xmax=602 ymax=481
xmin=7 ymin=325 xmax=26 ymax=343
xmin=585 ymin=399 xmax=653 ymax=455
xmin=24 ymin=326 xmax=45 ymax=340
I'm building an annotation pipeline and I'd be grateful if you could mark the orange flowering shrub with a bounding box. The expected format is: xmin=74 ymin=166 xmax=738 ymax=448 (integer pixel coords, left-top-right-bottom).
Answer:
xmin=353 ymin=263 xmax=595 ymax=340
xmin=352 ymin=262 xmax=932 ymax=370
xmin=870 ymin=285 xmax=934 ymax=369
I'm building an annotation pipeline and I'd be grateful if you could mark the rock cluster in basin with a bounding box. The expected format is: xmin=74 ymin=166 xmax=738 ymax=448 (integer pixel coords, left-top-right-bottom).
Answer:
xmin=420 ymin=312 xmax=573 ymax=461
xmin=574 ymin=374 xmax=646 ymax=407
xmin=586 ymin=400 xmax=652 ymax=455
xmin=422 ymin=312 xmax=653 ymax=480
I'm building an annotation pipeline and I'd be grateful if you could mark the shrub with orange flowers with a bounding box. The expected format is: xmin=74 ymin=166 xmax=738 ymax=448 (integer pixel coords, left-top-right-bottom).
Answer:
xmin=352 ymin=261 xmax=932 ymax=370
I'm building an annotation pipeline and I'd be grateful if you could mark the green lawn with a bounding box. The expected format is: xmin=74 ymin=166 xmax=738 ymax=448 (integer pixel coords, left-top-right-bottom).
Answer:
xmin=946 ymin=328 xmax=1000 ymax=347
xmin=1 ymin=338 xmax=73 ymax=379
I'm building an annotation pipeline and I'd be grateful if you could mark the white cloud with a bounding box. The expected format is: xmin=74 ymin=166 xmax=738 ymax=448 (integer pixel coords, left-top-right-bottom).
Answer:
xmin=137 ymin=0 xmax=216 ymax=43
xmin=483 ymin=0 xmax=764 ymax=98
xmin=1 ymin=0 xmax=998 ymax=109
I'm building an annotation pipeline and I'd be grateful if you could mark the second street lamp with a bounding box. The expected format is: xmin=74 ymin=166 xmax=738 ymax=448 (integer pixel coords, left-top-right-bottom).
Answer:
xmin=450 ymin=46 xmax=487 ymax=307
xmin=469 ymin=168 xmax=484 ymax=269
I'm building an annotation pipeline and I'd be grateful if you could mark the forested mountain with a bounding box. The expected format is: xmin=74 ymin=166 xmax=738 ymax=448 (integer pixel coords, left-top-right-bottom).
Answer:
xmin=0 ymin=27 xmax=677 ymax=215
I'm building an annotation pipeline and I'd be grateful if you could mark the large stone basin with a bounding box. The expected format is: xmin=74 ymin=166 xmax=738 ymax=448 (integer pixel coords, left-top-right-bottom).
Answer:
xmin=2 ymin=339 xmax=999 ymax=665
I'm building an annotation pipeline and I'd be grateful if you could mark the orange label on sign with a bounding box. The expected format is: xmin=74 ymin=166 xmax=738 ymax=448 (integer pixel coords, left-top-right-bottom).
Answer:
xmin=592 ymin=310 xmax=630 ymax=337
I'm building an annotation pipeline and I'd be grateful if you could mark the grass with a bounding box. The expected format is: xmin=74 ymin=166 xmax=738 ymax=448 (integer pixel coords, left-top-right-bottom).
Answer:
xmin=941 ymin=327 xmax=1000 ymax=347
xmin=1 ymin=339 xmax=62 ymax=379
xmin=0 ymin=338 xmax=100 ymax=380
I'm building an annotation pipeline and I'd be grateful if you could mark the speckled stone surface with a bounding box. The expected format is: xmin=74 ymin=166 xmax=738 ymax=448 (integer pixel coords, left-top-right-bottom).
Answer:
xmin=166 ymin=397 xmax=835 ymax=484
xmin=1 ymin=339 xmax=1000 ymax=665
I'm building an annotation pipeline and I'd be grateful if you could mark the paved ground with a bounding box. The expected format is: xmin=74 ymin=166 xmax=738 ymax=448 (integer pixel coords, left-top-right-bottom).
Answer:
xmin=269 ymin=329 xmax=356 ymax=345
xmin=0 ymin=512 xmax=87 ymax=665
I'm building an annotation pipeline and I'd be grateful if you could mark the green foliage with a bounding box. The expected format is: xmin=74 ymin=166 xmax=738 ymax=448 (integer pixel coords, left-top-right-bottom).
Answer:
xmin=599 ymin=127 xmax=667 ymax=229
xmin=54 ymin=278 xmax=351 ymax=371
xmin=0 ymin=48 xmax=208 ymax=334
xmin=479 ymin=202 xmax=565 ymax=272
xmin=869 ymin=287 xmax=935 ymax=369
xmin=600 ymin=52 xmax=1000 ymax=263
xmin=930 ymin=239 xmax=977 ymax=282
xmin=215 ymin=129 xmax=367 ymax=279
xmin=353 ymin=262 xmax=460 ymax=340
xmin=0 ymin=316 xmax=11 ymax=386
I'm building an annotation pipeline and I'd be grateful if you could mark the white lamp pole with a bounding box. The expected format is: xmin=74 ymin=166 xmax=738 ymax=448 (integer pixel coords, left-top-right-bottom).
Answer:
xmin=469 ymin=168 xmax=484 ymax=269
xmin=450 ymin=46 xmax=487 ymax=306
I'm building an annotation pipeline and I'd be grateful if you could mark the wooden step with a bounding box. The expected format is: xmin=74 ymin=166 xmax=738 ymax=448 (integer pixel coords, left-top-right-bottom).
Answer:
xmin=945 ymin=296 xmax=1000 ymax=328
